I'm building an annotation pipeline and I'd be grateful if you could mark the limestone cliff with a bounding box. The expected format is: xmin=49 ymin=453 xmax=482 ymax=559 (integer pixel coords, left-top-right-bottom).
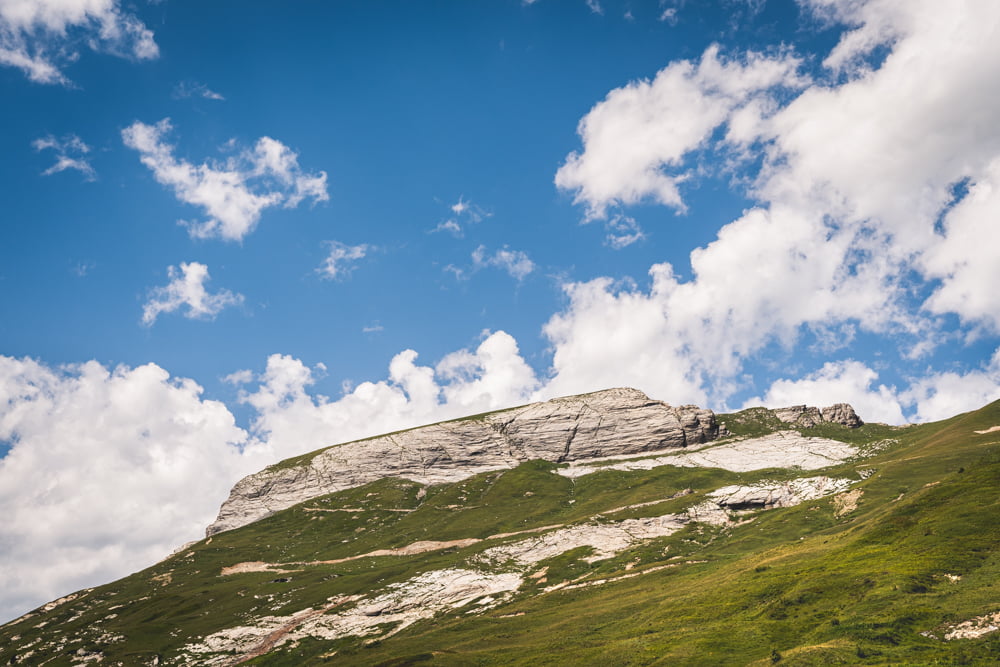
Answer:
xmin=207 ymin=388 xmax=722 ymax=535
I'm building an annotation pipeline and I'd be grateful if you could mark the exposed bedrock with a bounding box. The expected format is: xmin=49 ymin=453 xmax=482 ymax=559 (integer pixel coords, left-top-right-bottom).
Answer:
xmin=774 ymin=403 xmax=864 ymax=428
xmin=207 ymin=388 xmax=722 ymax=535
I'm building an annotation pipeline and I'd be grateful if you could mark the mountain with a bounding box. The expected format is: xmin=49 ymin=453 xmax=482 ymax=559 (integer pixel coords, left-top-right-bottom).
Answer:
xmin=3 ymin=388 xmax=1000 ymax=665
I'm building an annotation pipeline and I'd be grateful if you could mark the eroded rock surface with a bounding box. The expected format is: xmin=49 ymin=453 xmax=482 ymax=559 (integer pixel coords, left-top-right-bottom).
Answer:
xmin=708 ymin=477 xmax=854 ymax=510
xmin=775 ymin=403 xmax=864 ymax=428
xmin=186 ymin=474 xmax=854 ymax=663
xmin=558 ymin=431 xmax=859 ymax=478
xmin=208 ymin=388 xmax=722 ymax=535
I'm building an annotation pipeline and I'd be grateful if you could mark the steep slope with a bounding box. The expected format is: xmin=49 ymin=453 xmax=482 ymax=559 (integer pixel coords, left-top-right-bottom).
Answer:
xmin=4 ymin=393 xmax=1000 ymax=666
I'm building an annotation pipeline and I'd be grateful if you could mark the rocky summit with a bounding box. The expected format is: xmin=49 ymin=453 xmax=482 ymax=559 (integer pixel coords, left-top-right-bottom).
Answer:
xmin=773 ymin=402 xmax=864 ymax=428
xmin=208 ymin=388 xmax=722 ymax=535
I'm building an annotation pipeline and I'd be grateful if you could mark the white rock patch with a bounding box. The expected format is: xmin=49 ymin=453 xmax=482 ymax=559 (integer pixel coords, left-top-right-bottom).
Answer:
xmin=709 ymin=477 xmax=855 ymax=510
xmin=184 ymin=475 xmax=853 ymax=663
xmin=181 ymin=570 xmax=520 ymax=664
xmin=925 ymin=610 xmax=1000 ymax=640
xmin=558 ymin=431 xmax=857 ymax=477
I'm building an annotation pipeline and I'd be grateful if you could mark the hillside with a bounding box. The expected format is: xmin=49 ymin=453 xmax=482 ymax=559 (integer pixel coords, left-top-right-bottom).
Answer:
xmin=4 ymin=390 xmax=1000 ymax=665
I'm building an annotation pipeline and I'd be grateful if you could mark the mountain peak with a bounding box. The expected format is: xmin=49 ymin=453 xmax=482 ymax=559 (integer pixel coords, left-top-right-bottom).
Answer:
xmin=207 ymin=388 xmax=722 ymax=535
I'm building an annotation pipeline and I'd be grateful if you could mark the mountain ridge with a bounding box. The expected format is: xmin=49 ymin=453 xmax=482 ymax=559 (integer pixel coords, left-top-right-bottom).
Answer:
xmin=207 ymin=388 xmax=725 ymax=535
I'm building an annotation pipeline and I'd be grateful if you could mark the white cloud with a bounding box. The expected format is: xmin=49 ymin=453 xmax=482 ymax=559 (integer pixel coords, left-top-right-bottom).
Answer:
xmin=0 ymin=333 xmax=540 ymax=623
xmin=0 ymin=356 xmax=267 ymax=623
xmin=471 ymin=245 xmax=535 ymax=281
xmin=555 ymin=44 xmax=807 ymax=220
xmin=142 ymin=262 xmax=243 ymax=326
xmin=222 ymin=369 xmax=254 ymax=386
xmin=122 ymin=119 xmax=329 ymax=242
xmin=72 ymin=260 xmax=95 ymax=277
xmin=32 ymin=133 xmax=95 ymax=180
xmin=172 ymin=80 xmax=225 ymax=101
xmin=540 ymin=268 xmax=711 ymax=406
xmin=900 ymin=348 xmax=1000 ymax=423
xmin=604 ymin=212 xmax=645 ymax=249
xmin=744 ymin=360 xmax=906 ymax=425
xmin=317 ymin=241 xmax=369 ymax=280
xmin=658 ymin=8 xmax=678 ymax=24
xmin=921 ymin=160 xmax=1000 ymax=332
xmin=0 ymin=0 xmax=157 ymax=84
xmin=544 ymin=1 xmax=1000 ymax=413
xmin=431 ymin=196 xmax=490 ymax=236
xmin=239 ymin=331 xmax=540 ymax=464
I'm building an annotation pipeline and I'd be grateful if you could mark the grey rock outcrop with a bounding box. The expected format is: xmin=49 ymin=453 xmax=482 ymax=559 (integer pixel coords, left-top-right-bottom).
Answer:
xmin=774 ymin=403 xmax=864 ymax=428
xmin=821 ymin=403 xmax=864 ymax=428
xmin=207 ymin=388 xmax=722 ymax=535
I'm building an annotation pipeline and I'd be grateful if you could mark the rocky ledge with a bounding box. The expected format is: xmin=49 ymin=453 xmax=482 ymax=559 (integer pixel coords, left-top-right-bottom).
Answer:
xmin=773 ymin=403 xmax=864 ymax=428
xmin=207 ymin=388 xmax=721 ymax=535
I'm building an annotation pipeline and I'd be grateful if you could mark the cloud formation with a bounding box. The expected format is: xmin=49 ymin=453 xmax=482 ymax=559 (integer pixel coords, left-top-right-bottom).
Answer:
xmin=142 ymin=262 xmax=243 ymax=326
xmin=172 ymin=80 xmax=225 ymax=101
xmin=122 ymin=119 xmax=328 ymax=242
xmin=431 ymin=196 xmax=490 ymax=236
xmin=0 ymin=357 xmax=266 ymax=623
xmin=471 ymin=245 xmax=535 ymax=281
xmin=744 ymin=360 xmax=906 ymax=425
xmin=545 ymin=0 xmax=1000 ymax=417
xmin=0 ymin=0 xmax=157 ymax=84
xmin=555 ymin=44 xmax=807 ymax=220
xmin=32 ymin=134 xmax=95 ymax=180
xmin=234 ymin=331 xmax=539 ymax=464
xmin=317 ymin=241 xmax=369 ymax=280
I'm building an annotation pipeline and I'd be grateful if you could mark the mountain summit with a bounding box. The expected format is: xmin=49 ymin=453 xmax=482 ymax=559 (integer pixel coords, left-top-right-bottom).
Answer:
xmin=208 ymin=388 xmax=723 ymax=535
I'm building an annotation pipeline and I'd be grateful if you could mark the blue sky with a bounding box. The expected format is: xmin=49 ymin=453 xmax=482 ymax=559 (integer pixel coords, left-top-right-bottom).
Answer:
xmin=3 ymin=0 xmax=1000 ymax=623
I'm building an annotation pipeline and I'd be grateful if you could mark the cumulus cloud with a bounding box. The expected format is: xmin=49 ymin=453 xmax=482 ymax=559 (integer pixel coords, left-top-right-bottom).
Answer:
xmin=142 ymin=262 xmax=243 ymax=326
xmin=545 ymin=1 xmax=1000 ymax=412
xmin=744 ymin=360 xmax=906 ymax=425
xmin=471 ymin=245 xmax=535 ymax=281
xmin=921 ymin=160 xmax=1000 ymax=332
xmin=317 ymin=241 xmax=369 ymax=280
xmin=0 ymin=333 xmax=541 ymax=622
xmin=0 ymin=0 xmax=157 ymax=84
xmin=540 ymin=267 xmax=711 ymax=406
xmin=32 ymin=134 xmax=95 ymax=180
xmin=900 ymin=348 xmax=1000 ymax=423
xmin=555 ymin=44 xmax=807 ymax=220
xmin=0 ymin=357 xmax=266 ymax=623
xmin=122 ymin=119 xmax=328 ymax=242
xmin=238 ymin=331 xmax=539 ymax=459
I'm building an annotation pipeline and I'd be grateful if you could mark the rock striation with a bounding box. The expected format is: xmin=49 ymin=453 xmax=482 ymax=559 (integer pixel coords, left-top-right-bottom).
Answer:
xmin=774 ymin=403 xmax=864 ymax=428
xmin=207 ymin=388 xmax=722 ymax=535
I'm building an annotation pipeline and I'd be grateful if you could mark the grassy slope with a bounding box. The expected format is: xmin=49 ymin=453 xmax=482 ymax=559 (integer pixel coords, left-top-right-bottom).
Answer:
xmin=3 ymin=401 xmax=1000 ymax=665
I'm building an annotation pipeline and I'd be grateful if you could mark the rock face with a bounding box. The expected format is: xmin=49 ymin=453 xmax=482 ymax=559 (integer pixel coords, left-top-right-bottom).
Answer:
xmin=708 ymin=477 xmax=854 ymax=511
xmin=207 ymin=388 xmax=722 ymax=535
xmin=821 ymin=403 xmax=864 ymax=428
xmin=774 ymin=403 xmax=864 ymax=428
xmin=557 ymin=430 xmax=859 ymax=477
